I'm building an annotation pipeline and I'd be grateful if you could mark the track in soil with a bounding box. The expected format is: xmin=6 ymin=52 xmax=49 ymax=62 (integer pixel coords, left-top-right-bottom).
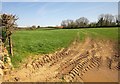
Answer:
xmin=3 ymin=37 xmax=119 ymax=82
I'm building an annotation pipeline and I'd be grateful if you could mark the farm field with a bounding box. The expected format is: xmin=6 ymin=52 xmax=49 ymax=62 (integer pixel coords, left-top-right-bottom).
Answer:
xmin=3 ymin=27 xmax=119 ymax=82
xmin=11 ymin=27 xmax=118 ymax=67
xmin=1 ymin=2 xmax=119 ymax=83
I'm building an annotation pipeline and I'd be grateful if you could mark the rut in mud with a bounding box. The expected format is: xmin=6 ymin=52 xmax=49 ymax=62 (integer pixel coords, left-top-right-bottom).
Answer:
xmin=3 ymin=37 xmax=119 ymax=82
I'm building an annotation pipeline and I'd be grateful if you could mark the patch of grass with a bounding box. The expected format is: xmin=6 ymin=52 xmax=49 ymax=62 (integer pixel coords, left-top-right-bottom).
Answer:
xmin=84 ymin=28 xmax=118 ymax=40
xmin=12 ymin=29 xmax=84 ymax=67
xmin=11 ymin=28 xmax=118 ymax=67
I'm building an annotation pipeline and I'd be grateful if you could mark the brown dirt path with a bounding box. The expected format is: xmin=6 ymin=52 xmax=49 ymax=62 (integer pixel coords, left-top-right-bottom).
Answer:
xmin=3 ymin=37 xmax=119 ymax=82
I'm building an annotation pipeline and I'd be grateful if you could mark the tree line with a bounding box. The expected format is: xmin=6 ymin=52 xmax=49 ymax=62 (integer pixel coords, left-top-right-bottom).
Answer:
xmin=61 ymin=14 xmax=119 ymax=28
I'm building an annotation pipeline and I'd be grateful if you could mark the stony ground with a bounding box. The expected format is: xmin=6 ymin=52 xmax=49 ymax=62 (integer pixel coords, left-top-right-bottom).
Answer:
xmin=3 ymin=37 xmax=119 ymax=82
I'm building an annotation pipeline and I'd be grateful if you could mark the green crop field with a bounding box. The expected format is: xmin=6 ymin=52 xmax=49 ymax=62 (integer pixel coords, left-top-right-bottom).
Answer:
xmin=11 ymin=27 xmax=118 ymax=67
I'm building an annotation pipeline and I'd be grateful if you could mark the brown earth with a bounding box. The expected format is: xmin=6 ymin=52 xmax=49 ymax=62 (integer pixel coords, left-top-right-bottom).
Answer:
xmin=3 ymin=37 xmax=119 ymax=82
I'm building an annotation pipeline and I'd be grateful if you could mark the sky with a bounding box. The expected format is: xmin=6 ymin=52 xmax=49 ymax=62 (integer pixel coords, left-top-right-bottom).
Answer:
xmin=2 ymin=2 xmax=118 ymax=27
xmin=1 ymin=0 xmax=119 ymax=2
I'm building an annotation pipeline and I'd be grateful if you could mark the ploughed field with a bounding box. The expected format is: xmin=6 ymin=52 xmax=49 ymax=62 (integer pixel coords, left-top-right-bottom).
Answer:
xmin=4 ymin=27 xmax=119 ymax=82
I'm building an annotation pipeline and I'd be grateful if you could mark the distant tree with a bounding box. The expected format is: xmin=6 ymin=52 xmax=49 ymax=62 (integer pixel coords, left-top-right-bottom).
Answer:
xmin=61 ymin=19 xmax=76 ymax=28
xmin=67 ymin=20 xmax=76 ymax=28
xmin=66 ymin=19 xmax=73 ymax=28
xmin=115 ymin=15 xmax=120 ymax=26
xmin=97 ymin=14 xmax=105 ymax=27
xmin=37 ymin=25 xmax=40 ymax=28
xmin=61 ymin=13 xmax=118 ymax=29
xmin=61 ymin=20 xmax=68 ymax=27
xmin=97 ymin=14 xmax=115 ymax=27
xmin=104 ymin=14 xmax=114 ymax=26
xmin=75 ymin=17 xmax=89 ymax=27
xmin=89 ymin=22 xmax=97 ymax=28
xmin=69 ymin=21 xmax=77 ymax=28
xmin=31 ymin=25 xmax=36 ymax=30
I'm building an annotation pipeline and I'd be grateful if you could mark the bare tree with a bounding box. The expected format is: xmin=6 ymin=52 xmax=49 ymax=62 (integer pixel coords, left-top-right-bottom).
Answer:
xmin=67 ymin=19 xmax=75 ymax=28
xmin=75 ymin=17 xmax=89 ymax=27
xmin=31 ymin=25 xmax=36 ymax=30
xmin=97 ymin=14 xmax=115 ymax=26
xmin=69 ymin=20 xmax=76 ymax=28
xmin=104 ymin=14 xmax=114 ymax=26
xmin=61 ymin=20 xmax=68 ymax=27
xmin=0 ymin=14 xmax=18 ymax=56
xmin=61 ymin=19 xmax=76 ymax=28
xmin=114 ymin=15 xmax=120 ymax=26
xmin=97 ymin=14 xmax=105 ymax=26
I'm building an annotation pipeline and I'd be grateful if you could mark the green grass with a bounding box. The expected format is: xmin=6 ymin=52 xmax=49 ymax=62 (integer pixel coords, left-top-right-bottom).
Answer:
xmin=83 ymin=28 xmax=118 ymax=40
xmin=11 ymin=27 xmax=118 ymax=67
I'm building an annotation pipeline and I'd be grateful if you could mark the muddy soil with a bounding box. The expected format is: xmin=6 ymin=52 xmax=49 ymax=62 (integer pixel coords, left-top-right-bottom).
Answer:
xmin=3 ymin=37 xmax=119 ymax=82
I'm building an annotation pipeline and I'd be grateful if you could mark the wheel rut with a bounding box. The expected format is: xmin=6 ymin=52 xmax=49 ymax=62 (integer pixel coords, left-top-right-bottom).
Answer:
xmin=3 ymin=37 xmax=119 ymax=82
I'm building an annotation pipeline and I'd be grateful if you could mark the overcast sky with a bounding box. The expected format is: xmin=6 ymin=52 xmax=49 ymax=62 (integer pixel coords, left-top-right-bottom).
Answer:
xmin=2 ymin=2 xmax=118 ymax=27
